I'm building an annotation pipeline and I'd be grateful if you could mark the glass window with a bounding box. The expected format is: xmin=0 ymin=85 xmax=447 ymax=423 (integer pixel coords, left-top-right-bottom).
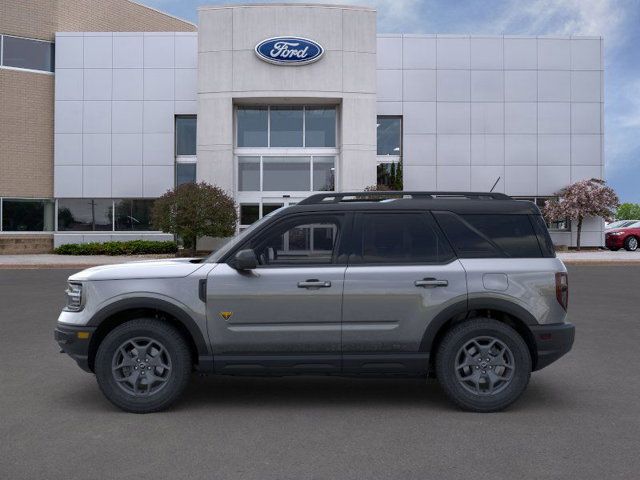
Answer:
xmin=57 ymin=199 xmax=112 ymax=231
xmin=263 ymin=156 xmax=310 ymax=191
xmin=238 ymin=156 xmax=260 ymax=191
xmin=353 ymin=213 xmax=453 ymax=264
xmin=263 ymin=203 xmax=284 ymax=216
xmin=535 ymin=198 xmax=570 ymax=231
xmin=175 ymin=116 xmax=196 ymax=156
xmin=270 ymin=107 xmax=303 ymax=147
xmin=305 ymin=107 xmax=336 ymax=147
xmin=247 ymin=215 xmax=342 ymax=266
xmin=237 ymin=107 xmax=268 ymax=147
xmin=433 ymin=212 xmax=500 ymax=258
xmin=530 ymin=215 xmax=556 ymax=258
xmin=461 ymin=214 xmax=542 ymax=258
xmin=2 ymin=199 xmax=54 ymax=231
xmin=176 ymin=163 xmax=196 ymax=186
xmin=377 ymin=117 xmax=402 ymax=156
xmin=240 ymin=204 xmax=259 ymax=225
xmin=114 ymin=199 xmax=155 ymax=231
xmin=2 ymin=36 xmax=54 ymax=72
xmin=312 ymin=157 xmax=335 ymax=191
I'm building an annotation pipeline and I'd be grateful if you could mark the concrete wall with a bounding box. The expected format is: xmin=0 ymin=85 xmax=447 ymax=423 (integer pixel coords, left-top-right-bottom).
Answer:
xmin=197 ymin=4 xmax=378 ymax=194
xmin=53 ymin=31 xmax=198 ymax=198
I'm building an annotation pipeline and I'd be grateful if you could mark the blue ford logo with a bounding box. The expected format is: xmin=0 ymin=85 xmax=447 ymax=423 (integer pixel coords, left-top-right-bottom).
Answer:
xmin=255 ymin=37 xmax=324 ymax=66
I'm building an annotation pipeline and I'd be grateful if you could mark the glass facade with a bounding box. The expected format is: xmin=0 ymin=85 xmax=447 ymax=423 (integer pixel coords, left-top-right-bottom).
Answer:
xmin=377 ymin=116 xmax=402 ymax=156
xmin=270 ymin=106 xmax=304 ymax=147
xmin=263 ymin=156 xmax=310 ymax=191
xmin=237 ymin=107 xmax=268 ymax=147
xmin=1 ymin=199 xmax=54 ymax=231
xmin=114 ymin=199 xmax=155 ymax=231
xmin=176 ymin=163 xmax=196 ymax=186
xmin=57 ymin=199 xmax=112 ymax=231
xmin=1 ymin=35 xmax=54 ymax=73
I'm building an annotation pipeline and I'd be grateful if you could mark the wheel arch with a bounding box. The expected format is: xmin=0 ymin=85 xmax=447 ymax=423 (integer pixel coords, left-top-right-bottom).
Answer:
xmin=421 ymin=298 xmax=539 ymax=372
xmin=86 ymin=298 xmax=211 ymax=373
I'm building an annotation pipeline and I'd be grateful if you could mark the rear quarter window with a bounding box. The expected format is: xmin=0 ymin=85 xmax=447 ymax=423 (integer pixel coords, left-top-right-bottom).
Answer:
xmin=433 ymin=212 xmax=544 ymax=258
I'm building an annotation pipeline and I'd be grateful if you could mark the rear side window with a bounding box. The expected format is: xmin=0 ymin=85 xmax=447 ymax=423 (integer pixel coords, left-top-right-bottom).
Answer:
xmin=352 ymin=212 xmax=454 ymax=264
xmin=434 ymin=212 xmax=544 ymax=258
xmin=530 ymin=215 xmax=556 ymax=257
xmin=433 ymin=211 xmax=501 ymax=258
xmin=461 ymin=214 xmax=542 ymax=257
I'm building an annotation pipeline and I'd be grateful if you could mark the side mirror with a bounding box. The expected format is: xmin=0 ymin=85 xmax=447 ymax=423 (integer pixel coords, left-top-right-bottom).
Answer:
xmin=233 ymin=249 xmax=258 ymax=270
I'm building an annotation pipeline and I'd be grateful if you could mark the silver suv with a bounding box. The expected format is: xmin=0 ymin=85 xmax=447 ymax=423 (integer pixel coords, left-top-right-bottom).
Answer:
xmin=55 ymin=191 xmax=574 ymax=413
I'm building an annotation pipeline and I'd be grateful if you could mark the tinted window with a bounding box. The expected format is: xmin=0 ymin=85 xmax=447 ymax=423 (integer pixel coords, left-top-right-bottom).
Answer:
xmin=176 ymin=163 xmax=196 ymax=186
xmin=305 ymin=107 xmax=336 ymax=147
xmin=246 ymin=215 xmax=341 ymax=266
xmin=237 ymin=107 xmax=268 ymax=147
xmin=57 ymin=199 xmax=112 ymax=231
xmin=461 ymin=214 xmax=542 ymax=257
xmin=2 ymin=199 xmax=54 ymax=231
xmin=2 ymin=36 xmax=54 ymax=72
xmin=433 ymin=212 xmax=501 ymax=258
xmin=353 ymin=213 xmax=453 ymax=264
xmin=530 ymin=215 xmax=556 ymax=258
xmin=114 ymin=199 xmax=155 ymax=231
xmin=175 ymin=116 xmax=196 ymax=155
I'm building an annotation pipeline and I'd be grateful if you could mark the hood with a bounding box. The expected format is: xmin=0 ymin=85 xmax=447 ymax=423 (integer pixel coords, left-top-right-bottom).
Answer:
xmin=69 ymin=258 xmax=207 ymax=282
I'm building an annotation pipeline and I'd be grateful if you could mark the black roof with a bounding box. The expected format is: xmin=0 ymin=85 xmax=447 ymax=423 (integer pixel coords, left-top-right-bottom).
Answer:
xmin=280 ymin=191 xmax=541 ymax=216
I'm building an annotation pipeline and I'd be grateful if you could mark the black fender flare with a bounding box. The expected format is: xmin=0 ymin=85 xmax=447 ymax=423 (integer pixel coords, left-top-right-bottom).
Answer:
xmin=419 ymin=297 xmax=538 ymax=353
xmin=87 ymin=297 xmax=211 ymax=359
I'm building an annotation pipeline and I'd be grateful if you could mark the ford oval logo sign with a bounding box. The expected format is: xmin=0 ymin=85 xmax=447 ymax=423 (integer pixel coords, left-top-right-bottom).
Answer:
xmin=255 ymin=37 xmax=324 ymax=66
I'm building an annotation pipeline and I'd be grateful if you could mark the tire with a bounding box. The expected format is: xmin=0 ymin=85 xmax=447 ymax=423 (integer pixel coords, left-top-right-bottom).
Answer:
xmin=95 ymin=319 xmax=192 ymax=413
xmin=624 ymin=236 xmax=638 ymax=251
xmin=435 ymin=318 xmax=531 ymax=412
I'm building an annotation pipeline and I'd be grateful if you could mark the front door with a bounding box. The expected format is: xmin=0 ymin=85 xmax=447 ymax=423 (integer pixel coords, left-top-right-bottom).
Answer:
xmin=207 ymin=212 xmax=348 ymax=373
xmin=341 ymin=211 xmax=468 ymax=374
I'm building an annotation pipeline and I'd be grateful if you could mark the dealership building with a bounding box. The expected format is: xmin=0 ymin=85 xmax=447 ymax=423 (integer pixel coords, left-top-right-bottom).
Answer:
xmin=0 ymin=1 xmax=605 ymax=251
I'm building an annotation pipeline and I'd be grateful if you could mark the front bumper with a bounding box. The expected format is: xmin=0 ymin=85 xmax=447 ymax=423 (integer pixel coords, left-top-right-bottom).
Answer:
xmin=605 ymin=235 xmax=625 ymax=248
xmin=530 ymin=322 xmax=575 ymax=371
xmin=55 ymin=324 xmax=97 ymax=373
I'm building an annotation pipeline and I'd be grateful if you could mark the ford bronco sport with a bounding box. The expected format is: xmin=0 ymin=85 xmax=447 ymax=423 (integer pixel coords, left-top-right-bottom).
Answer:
xmin=55 ymin=191 xmax=575 ymax=413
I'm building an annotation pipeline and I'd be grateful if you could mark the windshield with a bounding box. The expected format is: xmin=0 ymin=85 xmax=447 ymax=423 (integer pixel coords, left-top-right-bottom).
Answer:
xmin=205 ymin=207 xmax=289 ymax=263
xmin=607 ymin=220 xmax=637 ymax=229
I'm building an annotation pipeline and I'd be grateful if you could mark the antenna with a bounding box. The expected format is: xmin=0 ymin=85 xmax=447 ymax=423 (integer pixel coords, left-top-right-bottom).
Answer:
xmin=490 ymin=176 xmax=501 ymax=193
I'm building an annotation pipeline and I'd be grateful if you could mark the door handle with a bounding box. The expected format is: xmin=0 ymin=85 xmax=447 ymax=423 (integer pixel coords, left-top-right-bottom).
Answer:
xmin=297 ymin=279 xmax=332 ymax=289
xmin=415 ymin=278 xmax=448 ymax=288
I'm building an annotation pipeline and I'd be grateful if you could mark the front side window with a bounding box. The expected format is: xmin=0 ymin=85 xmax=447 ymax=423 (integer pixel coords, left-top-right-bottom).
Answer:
xmin=1 ymin=199 xmax=54 ymax=231
xmin=1 ymin=35 xmax=54 ymax=72
xmin=57 ymin=199 xmax=112 ymax=231
xmin=352 ymin=212 xmax=454 ymax=264
xmin=114 ymin=199 xmax=155 ymax=231
xmin=244 ymin=215 xmax=342 ymax=266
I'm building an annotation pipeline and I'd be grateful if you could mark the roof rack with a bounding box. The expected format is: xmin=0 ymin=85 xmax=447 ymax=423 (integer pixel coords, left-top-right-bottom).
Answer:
xmin=298 ymin=191 xmax=511 ymax=205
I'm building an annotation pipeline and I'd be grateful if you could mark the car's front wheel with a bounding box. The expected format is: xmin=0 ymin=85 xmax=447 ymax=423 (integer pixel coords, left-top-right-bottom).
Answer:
xmin=624 ymin=236 xmax=638 ymax=251
xmin=436 ymin=318 xmax=531 ymax=412
xmin=95 ymin=319 xmax=192 ymax=413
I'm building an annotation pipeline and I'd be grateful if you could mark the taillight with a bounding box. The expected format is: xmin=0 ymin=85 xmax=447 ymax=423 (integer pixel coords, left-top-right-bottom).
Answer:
xmin=555 ymin=272 xmax=569 ymax=311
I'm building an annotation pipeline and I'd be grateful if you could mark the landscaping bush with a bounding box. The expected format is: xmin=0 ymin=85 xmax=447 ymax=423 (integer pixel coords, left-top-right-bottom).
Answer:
xmin=54 ymin=240 xmax=178 ymax=256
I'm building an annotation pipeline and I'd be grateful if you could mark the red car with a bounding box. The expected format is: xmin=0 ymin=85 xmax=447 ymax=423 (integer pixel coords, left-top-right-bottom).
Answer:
xmin=606 ymin=221 xmax=640 ymax=251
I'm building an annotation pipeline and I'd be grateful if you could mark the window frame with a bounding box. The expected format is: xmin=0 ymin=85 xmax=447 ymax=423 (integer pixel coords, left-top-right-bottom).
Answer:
xmin=348 ymin=210 xmax=456 ymax=266
xmin=0 ymin=34 xmax=54 ymax=75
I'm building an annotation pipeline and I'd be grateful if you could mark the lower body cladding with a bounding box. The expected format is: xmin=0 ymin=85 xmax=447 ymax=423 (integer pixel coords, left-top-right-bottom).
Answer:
xmin=56 ymin=322 xmax=575 ymax=376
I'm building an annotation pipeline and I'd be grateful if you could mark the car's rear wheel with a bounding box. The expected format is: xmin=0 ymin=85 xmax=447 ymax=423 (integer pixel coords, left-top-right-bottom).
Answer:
xmin=624 ymin=236 xmax=638 ymax=251
xmin=436 ymin=318 xmax=531 ymax=412
xmin=95 ymin=319 xmax=192 ymax=413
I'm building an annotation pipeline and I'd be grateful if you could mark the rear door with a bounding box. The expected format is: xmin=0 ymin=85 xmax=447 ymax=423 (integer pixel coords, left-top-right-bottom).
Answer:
xmin=341 ymin=211 xmax=467 ymax=374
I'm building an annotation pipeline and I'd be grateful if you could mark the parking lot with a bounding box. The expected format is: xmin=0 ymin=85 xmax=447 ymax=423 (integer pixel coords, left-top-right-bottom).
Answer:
xmin=1 ymin=266 xmax=639 ymax=479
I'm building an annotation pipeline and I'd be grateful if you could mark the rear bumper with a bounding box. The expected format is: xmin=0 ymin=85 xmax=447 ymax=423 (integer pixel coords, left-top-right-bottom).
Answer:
xmin=530 ymin=322 xmax=575 ymax=371
xmin=54 ymin=323 xmax=96 ymax=373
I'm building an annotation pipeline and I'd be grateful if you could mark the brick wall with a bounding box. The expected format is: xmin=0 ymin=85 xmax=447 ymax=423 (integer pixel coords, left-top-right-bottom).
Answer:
xmin=0 ymin=0 xmax=195 ymax=200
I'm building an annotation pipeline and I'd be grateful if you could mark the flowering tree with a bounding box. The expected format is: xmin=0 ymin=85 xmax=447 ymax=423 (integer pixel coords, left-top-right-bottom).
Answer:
xmin=152 ymin=182 xmax=237 ymax=255
xmin=543 ymin=178 xmax=619 ymax=250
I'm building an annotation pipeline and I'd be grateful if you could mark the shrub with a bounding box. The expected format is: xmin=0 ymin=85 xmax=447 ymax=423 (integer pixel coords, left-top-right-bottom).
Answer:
xmin=54 ymin=240 xmax=178 ymax=256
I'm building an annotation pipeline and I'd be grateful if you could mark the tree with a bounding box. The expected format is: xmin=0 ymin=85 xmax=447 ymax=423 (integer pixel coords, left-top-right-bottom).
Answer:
xmin=616 ymin=203 xmax=640 ymax=220
xmin=152 ymin=182 xmax=237 ymax=255
xmin=543 ymin=178 xmax=619 ymax=251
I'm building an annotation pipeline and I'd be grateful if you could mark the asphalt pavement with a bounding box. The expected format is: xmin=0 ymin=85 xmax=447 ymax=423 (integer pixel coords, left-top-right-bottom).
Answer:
xmin=1 ymin=266 xmax=639 ymax=479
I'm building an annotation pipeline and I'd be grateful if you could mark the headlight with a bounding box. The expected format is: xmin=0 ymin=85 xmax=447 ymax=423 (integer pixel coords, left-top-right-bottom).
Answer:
xmin=64 ymin=282 xmax=84 ymax=312
xmin=608 ymin=231 xmax=624 ymax=236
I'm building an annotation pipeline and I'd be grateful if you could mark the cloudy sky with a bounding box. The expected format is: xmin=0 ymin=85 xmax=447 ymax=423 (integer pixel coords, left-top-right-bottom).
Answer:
xmin=140 ymin=0 xmax=640 ymax=202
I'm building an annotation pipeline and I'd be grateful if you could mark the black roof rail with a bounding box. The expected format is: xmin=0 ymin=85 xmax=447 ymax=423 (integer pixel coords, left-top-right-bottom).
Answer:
xmin=298 ymin=191 xmax=511 ymax=205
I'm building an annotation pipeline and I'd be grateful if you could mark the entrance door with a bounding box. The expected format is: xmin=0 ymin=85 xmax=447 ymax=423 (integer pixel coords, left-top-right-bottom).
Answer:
xmin=207 ymin=212 xmax=348 ymax=374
